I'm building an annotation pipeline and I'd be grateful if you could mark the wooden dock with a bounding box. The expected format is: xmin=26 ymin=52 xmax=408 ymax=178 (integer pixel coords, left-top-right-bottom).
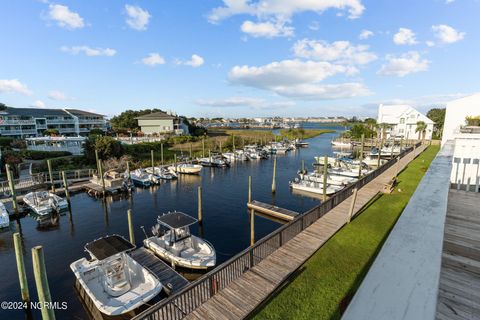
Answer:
xmin=129 ymin=248 xmax=189 ymax=296
xmin=133 ymin=144 xmax=427 ymax=320
xmin=247 ymin=200 xmax=299 ymax=222
xmin=436 ymin=190 xmax=480 ymax=320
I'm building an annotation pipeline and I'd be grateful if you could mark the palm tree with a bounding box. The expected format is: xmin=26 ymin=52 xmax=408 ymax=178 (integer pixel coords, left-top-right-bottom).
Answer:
xmin=416 ymin=121 xmax=427 ymax=141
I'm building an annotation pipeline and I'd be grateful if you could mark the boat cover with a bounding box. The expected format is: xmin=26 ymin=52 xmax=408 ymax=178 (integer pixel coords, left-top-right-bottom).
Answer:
xmin=85 ymin=235 xmax=135 ymax=261
xmin=157 ymin=211 xmax=197 ymax=229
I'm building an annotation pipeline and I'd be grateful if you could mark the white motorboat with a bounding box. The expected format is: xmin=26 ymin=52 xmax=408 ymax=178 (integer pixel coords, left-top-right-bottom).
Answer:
xmin=234 ymin=150 xmax=248 ymax=161
xmin=0 ymin=202 xmax=9 ymax=228
xmin=144 ymin=211 xmax=216 ymax=270
xmin=168 ymin=163 xmax=203 ymax=174
xmin=300 ymin=172 xmax=357 ymax=186
xmin=199 ymin=156 xmax=229 ymax=167
xmin=331 ymin=140 xmax=352 ymax=148
xmin=130 ymin=169 xmax=152 ymax=187
xmin=294 ymin=139 xmax=309 ymax=148
xmin=146 ymin=167 xmax=177 ymax=180
xmin=289 ymin=180 xmax=344 ymax=195
xmin=328 ymin=167 xmax=371 ymax=178
xmin=24 ymin=191 xmax=68 ymax=215
xmin=314 ymin=156 xmax=339 ymax=166
xmin=70 ymin=235 xmax=162 ymax=316
xmin=222 ymin=152 xmax=236 ymax=162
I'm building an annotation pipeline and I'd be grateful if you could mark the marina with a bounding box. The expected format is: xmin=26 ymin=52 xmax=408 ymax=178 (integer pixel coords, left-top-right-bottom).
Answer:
xmin=0 ymin=125 xmax=352 ymax=319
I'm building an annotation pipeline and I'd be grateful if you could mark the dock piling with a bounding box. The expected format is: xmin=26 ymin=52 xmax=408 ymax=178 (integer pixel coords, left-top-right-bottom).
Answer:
xmin=13 ymin=233 xmax=29 ymax=303
xmin=202 ymin=138 xmax=205 ymax=158
xmin=248 ymin=176 xmax=252 ymax=203
xmin=151 ymin=150 xmax=155 ymax=170
xmin=323 ymin=156 xmax=328 ymax=200
xmin=197 ymin=186 xmax=203 ymax=224
xmin=250 ymin=208 xmax=255 ymax=246
xmin=271 ymin=156 xmax=277 ymax=193
xmin=347 ymin=188 xmax=359 ymax=223
xmin=32 ymin=246 xmax=55 ymax=320
xmin=377 ymin=140 xmax=383 ymax=168
xmin=61 ymin=171 xmax=70 ymax=205
xmin=161 ymin=143 xmax=164 ymax=165
xmin=358 ymin=134 xmax=365 ymax=178
xmin=6 ymin=164 xmax=18 ymax=213
xmin=127 ymin=209 xmax=135 ymax=244
xmin=190 ymin=143 xmax=193 ymax=159
xmin=47 ymin=159 xmax=55 ymax=193
xmin=301 ymin=159 xmax=305 ymax=174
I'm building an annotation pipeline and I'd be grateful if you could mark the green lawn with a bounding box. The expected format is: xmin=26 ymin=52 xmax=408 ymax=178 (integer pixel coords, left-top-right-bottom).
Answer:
xmin=253 ymin=145 xmax=440 ymax=320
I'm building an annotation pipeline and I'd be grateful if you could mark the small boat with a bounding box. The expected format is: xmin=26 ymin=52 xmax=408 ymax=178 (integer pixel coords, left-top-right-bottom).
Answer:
xmin=0 ymin=202 xmax=9 ymax=228
xmin=144 ymin=211 xmax=216 ymax=270
xmin=147 ymin=167 xmax=177 ymax=180
xmin=331 ymin=140 xmax=352 ymax=148
xmin=328 ymin=167 xmax=371 ymax=178
xmin=299 ymin=172 xmax=357 ymax=186
xmin=294 ymin=139 xmax=309 ymax=148
xmin=70 ymin=235 xmax=162 ymax=316
xmin=199 ymin=156 xmax=229 ymax=167
xmin=234 ymin=150 xmax=249 ymax=161
xmin=168 ymin=163 xmax=203 ymax=175
xmin=222 ymin=152 xmax=236 ymax=162
xmin=130 ymin=169 xmax=152 ymax=187
xmin=289 ymin=179 xmax=344 ymax=195
xmin=24 ymin=191 xmax=68 ymax=215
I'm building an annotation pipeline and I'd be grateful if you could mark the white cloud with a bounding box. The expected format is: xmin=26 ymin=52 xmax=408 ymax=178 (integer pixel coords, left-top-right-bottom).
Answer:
xmin=309 ymin=21 xmax=320 ymax=31
xmin=378 ymin=51 xmax=429 ymax=77
xmin=445 ymin=0 xmax=455 ymax=4
xmin=241 ymin=20 xmax=294 ymax=38
xmin=61 ymin=46 xmax=116 ymax=57
xmin=208 ymin=0 xmax=365 ymax=23
xmin=48 ymin=90 xmax=69 ymax=101
xmin=359 ymin=29 xmax=374 ymax=40
xmin=292 ymin=39 xmax=377 ymax=65
xmin=125 ymin=4 xmax=151 ymax=31
xmin=228 ymin=59 xmax=370 ymax=100
xmin=32 ymin=100 xmax=46 ymax=108
xmin=48 ymin=4 xmax=84 ymax=29
xmin=426 ymin=40 xmax=435 ymax=47
xmin=0 ymin=79 xmax=32 ymax=96
xmin=141 ymin=53 xmax=166 ymax=66
xmin=432 ymin=24 xmax=465 ymax=44
xmin=393 ymin=28 xmax=417 ymax=45
xmin=175 ymin=54 xmax=205 ymax=67
xmin=196 ymin=97 xmax=295 ymax=109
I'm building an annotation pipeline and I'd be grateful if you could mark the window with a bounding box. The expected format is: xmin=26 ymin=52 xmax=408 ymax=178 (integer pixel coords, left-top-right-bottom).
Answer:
xmin=399 ymin=129 xmax=404 ymax=133
xmin=400 ymin=118 xmax=405 ymax=124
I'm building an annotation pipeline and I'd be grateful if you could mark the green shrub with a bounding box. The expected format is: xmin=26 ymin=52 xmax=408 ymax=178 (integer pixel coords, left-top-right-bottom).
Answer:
xmin=0 ymin=137 xmax=14 ymax=147
xmin=21 ymin=150 xmax=72 ymax=160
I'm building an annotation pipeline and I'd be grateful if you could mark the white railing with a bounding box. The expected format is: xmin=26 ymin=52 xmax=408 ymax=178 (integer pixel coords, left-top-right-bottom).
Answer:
xmin=0 ymin=129 xmax=37 ymax=135
xmin=27 ymin=145 xmax=84 ymax=155
xmin=0 ymin=119 xmax=36 ymax=125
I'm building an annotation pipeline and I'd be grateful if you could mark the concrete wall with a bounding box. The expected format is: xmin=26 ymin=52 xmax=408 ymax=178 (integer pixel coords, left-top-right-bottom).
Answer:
xmin=342 ymin=142 xmax=454 ymax=320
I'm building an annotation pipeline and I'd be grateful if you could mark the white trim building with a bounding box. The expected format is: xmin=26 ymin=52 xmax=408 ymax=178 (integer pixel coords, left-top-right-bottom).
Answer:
xmin=377 ymin=104 xmax=434 ymax=140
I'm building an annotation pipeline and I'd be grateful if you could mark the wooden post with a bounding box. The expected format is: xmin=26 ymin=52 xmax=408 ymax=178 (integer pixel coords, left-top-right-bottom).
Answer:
xmin=390 ymin=144 xmax=394 ymax=160
xmin=161 ymin=143 xmax=164 ymax=165
xmin=190 ymin=143 xmax=193 ymax=159
xmin=95 ymin=149 xmax=100 ymax=175
xmin=197 ymin=186 xmax=203 ymax=224
xmin=347 ymin=188 xmax=358 ymax=223
xmin=126 ymin=161 xmax=131 ymax=180
xmin=248 ymin=176 xmax=252 ymax=203
xmin=358 ymin=134 xmax=364 ymax=178
xmin=301 ymin=159 xmax=305 ymax=173
xmin=377 ymin=140 xmax=383 ymax=168
xmin=174 ymin=154 xmax=178 ymax=172
xmin=219 ymin=140 xmax=222 ymax=154
xmin=232 ymin=135 xmax=236 ymax=151
xmin=151 ymin=149 xmax=154 ymax=170
xmin=250 ymin=208 xmax=255 ymax=246
xmin=6 ymin=164 xmax=18 ymax=213
xmin=202 ymin=137 xmax=205 ymax=158
xmin=61 ymin=171 xmax=70 ymax=205
xmin=127 ymin=209 xmax=135 ymax=244
xmin=271 ymin=156 xmax=277 ymax=193
xmin=32 ymin=246 xmax=55 ymax=320
xmin=13 ymin=233 xmax=29 ymax=302
xmin=47 ymin=159 xmax=55 ymax=193
xmin=323 ymin=156 xmax=328 ymax=200
xmin=98 ymin=159 xmax=105 ymax=195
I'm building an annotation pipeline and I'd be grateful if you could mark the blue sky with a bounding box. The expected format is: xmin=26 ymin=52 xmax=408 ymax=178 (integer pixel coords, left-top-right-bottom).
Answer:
xmin=0 ymin=0 xmax=477 ymax=118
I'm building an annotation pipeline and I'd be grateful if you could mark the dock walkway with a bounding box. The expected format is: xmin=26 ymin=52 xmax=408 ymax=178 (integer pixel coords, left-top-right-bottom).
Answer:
xmin=247 ymin=200 xmax=299 ymax=222
xmin=436 ymin=190 xmax=480 ymax=320
xmin=148 ymin=145 xmax=425 ymax=320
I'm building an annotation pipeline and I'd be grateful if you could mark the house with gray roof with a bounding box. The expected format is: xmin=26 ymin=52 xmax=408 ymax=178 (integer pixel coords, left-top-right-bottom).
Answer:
xmin=135 ymin=111 xmax=186 ymax=135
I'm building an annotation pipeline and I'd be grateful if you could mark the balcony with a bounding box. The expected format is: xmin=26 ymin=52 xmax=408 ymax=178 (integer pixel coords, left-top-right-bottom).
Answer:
xmin=46 ymin=119 xmax=75 ymax=124
xmin=0 ymin=119 xmax=36 ymax=125
xmin=78 ymin=119 xmax=105 ymax=124
xmin=0 ymin=129 xmax=37 ymax=135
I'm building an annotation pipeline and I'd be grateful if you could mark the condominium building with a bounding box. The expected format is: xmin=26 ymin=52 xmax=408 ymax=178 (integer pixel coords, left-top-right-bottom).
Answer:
xmin=0 ymin=107 xmax=107 ymax=138
xmin=136 ymin=111 xmax=187 ymax=135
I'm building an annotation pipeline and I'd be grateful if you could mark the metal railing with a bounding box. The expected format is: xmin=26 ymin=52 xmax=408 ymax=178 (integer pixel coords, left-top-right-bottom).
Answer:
xmin=133 ymin=142 xmax=422 ymax=320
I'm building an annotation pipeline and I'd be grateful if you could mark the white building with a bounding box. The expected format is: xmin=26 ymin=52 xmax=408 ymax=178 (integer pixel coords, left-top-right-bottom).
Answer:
xmin=135 ymin=111 xmax=185 ymax=135
xmin=440 ymin=93 xmax=480 ymax=190
xmin=377 ymin=104 xmax=434 ymax=140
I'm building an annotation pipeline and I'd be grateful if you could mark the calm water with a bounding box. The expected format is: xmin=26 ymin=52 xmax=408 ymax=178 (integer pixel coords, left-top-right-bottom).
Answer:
xmin=0 ymin=125 xmax=343 ymax=320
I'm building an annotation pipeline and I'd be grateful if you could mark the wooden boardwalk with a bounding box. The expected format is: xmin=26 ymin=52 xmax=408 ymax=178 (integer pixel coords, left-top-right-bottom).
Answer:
xmin=436 ymin=190 xmax=480 ymax=320
xmin=129 ymin=248 xmax=189 ymax=296
xmin=182 ymin=145 xmax=427 ymax=320
xmin=247 ymin=200 xmax=299 ymax=222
